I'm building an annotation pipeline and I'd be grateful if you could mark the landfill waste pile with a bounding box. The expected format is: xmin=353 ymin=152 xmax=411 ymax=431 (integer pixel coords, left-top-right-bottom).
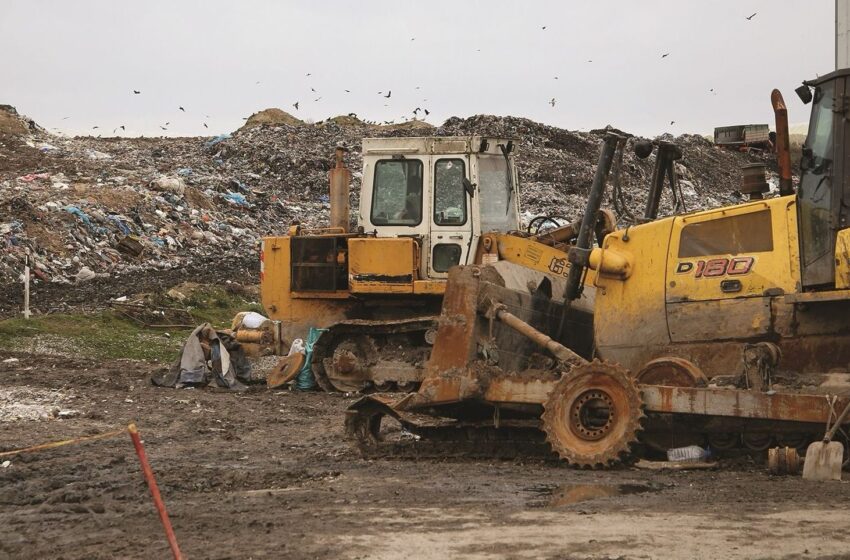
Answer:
xmin=0 ymin=105 xmax=775 ymax=316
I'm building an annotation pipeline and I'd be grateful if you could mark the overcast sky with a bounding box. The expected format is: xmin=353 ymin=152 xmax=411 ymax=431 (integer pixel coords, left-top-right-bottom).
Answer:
xmin=0 ymin=1 xmax=835 ymax=138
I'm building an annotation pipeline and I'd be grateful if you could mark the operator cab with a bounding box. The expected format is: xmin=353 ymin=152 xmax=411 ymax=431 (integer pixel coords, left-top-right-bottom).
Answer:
xmin=796 ymin=69 xmax=850 ymax=288
xmin=360 ymin=136 xmax=521 ymax=280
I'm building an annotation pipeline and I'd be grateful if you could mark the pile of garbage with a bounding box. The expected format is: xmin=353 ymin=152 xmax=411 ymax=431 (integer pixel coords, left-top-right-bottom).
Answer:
xmin=0 ymin=105 xmax=775 ymax=315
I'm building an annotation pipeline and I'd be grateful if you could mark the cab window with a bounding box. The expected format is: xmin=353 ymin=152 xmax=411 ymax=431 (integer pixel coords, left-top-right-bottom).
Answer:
xmin=678 ymin=210 xmax=773 ymax=258
xmin=433 ymin=159 xmax=467 ymax=226
xmin=479 ymin=155 xmax=517 ymax=232
xmin=371 ymin=159 xmax=423 ymax=226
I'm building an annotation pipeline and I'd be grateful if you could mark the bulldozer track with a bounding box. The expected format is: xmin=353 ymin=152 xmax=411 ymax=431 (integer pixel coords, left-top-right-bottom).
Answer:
xmin=311 ymin=317 xmax=437 ymax=393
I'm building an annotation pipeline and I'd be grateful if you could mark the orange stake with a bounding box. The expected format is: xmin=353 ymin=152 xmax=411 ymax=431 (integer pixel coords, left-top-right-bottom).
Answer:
xmin=128 ymin=423 xmax=183 ymax=560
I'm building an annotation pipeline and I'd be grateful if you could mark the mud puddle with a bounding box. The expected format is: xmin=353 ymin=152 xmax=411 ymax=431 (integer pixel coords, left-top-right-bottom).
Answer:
xmin=527 ymin=482 xmax=663 ymax=507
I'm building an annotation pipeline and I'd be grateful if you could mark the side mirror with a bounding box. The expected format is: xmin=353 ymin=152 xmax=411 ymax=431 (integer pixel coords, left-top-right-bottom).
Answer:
xmin=800 ymin=146 xmax=813 ymax=170
xmin=795 ymin=84 xmax=813 ymax=104
xmin=463 ymin=177 xmax=476 ymax=198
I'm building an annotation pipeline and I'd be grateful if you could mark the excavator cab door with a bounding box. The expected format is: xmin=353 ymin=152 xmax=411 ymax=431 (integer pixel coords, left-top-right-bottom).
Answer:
xmin=427 ymin=156 xmax=473 ymax=278
xmin=665 ymin=201 xmax=798 ymax=345
xmin=797 ymin=74 xmax=849 ymax=288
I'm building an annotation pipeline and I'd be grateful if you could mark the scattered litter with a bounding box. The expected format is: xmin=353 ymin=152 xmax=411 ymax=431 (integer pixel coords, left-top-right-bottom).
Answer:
xmin=151 ymin=323 xmax=252 ymax=390
xmin=667 ymin=444 xmax=711 ymax=463
xmin=75 ymin=266 xmax=96 ymax=283
xmin=2 ymin=358 xmax=19 ymax=364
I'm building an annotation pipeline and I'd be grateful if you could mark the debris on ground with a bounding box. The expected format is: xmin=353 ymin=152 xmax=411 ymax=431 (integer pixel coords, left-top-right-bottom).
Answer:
xmin=151 ymin=323 xmax=252 ymax=390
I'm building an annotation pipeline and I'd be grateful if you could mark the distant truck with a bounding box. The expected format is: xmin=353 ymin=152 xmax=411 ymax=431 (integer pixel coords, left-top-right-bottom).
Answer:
xmin=713 ymin=124 xmax=773 ymax=151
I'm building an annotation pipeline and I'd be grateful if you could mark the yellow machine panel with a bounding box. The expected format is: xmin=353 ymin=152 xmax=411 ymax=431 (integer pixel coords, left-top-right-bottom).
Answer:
xmin=836 ymin=228 xmax=850 ymax=290
xmin=592 ymin=217 xmax=675 ymax=368
xmin=666 ymin=197 xmax=800 ymax=302
xmin=260 ymin=235 xmax=355 ymax=341
xmin=349 ymin=237 xmax=417 ymax=294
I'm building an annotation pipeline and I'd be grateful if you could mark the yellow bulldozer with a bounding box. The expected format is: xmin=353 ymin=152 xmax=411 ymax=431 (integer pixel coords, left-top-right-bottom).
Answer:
xmin=260 ymin=136 xmax=612 ymax=392
xmin=346 ymin=71 xmax=850 ymax=469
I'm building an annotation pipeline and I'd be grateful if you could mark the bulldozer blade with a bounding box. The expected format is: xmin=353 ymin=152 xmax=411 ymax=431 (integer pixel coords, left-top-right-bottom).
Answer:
xmin=802 ymin=441 xmax=845 ymax=481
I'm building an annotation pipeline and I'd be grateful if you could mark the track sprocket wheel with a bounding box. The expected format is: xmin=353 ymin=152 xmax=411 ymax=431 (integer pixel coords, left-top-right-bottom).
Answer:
xmin=542 ymin=360 xmax=644 ymax=468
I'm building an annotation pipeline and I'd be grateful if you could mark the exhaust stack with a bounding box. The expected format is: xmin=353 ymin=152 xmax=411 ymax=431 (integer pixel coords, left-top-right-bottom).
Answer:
xmin=771 ymin=89 xmax=794 ymax=196
xmin=329 ymin=146 xmax=351 ymax=232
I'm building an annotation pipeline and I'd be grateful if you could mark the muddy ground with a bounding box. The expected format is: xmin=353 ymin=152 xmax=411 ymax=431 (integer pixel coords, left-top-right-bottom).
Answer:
xmin=2 ymin=351 xmax=850 ymax=560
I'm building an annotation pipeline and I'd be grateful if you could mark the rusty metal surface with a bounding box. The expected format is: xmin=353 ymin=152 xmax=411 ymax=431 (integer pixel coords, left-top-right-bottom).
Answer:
xmin=328 ymin=147 xmax=352 ymax=232
xmin=641 ymin=385 xmax=850 ymax=424
xmin=541 ymin=361 xmax=644 ymax=467
xmin=767 ymin=446 xmax=801 ymax=475
xmin=635 ymin=357 xmax=707 ymax=387
xmin=493 ymin=305 xmax=586 ymax=368
xmin=771 ymin=89 xmax=794 ymax=196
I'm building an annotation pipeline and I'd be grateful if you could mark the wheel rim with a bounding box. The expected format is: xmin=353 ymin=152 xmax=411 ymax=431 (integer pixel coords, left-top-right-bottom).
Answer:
xmin=569 ymin=389 xmax=615 ymax=441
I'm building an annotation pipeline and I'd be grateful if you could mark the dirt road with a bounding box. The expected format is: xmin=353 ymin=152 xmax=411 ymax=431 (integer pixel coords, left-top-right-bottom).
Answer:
xmin=2 ymin=351 xmax=850 ymax=560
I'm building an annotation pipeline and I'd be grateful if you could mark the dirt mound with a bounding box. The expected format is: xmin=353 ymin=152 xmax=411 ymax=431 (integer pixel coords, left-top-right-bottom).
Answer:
xmin=241 ymin=108 xmax=304 ymax=129
xmin=325 ymin=115 xmax=365 ymax=127
xmin=0 ymin=105 xmax=40 ymax=136
xmin=378 ymin=119 xmax=434 ymax=131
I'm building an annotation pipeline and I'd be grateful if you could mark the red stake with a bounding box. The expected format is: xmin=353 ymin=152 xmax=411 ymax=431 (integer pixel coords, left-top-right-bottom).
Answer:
xmin=128 ymin=423 xmax=183 ymax=560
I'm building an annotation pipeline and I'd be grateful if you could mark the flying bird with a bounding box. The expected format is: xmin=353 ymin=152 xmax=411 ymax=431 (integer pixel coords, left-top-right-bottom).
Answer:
xmin=413 ymin=107 xmax=421 ymax=115
xmin=120 ymin=125 xmax=125 ymax=130
xmin=203 ymin=123 xmax=208 ymax=128
xmin=314 ymin=96 xmax=322 ymax=102
xmin=165 ymin=122 xmax=170 ymax=125
xmin=670 ymin=120 xmax=676 ymax=125
xmin=550 ymin=98 xmax=556 ymax=107
xmin=133 ymin=90 xmax=140 ymax=94
xmin=424 ymin=109 xmax=430 ymax=116
xmin=293 ymin=101 xmax=299 ymax=110
xmin=62 ymin=116 xmax=70 ymax=120
xmin=179 ymin=106 xmax=185 ymax=112
xmin=306 ymin=73 xmax=312 ymax=76
xmin=344 ymin=89 xmax=350 ymax=93
xmin=384 ymin=91 xmax=392 ymax=98
xmin=411 ymin=37 xmax=415 ymax=41
xmin=661 ymin=53 xmax=670 ymax=58
xmin=92 ymin=126 xmax=99 ymax=129
xmin=541 ymin=26 xmax=547 ymax=30
xmin=160 ymin=126 xmax=167 ymax=130
xmin=255 ymin=81 xmax=261 ymax=85
xmin=311 ymin=87 xmax=316 ymax=92
xmin=746 ymin=12 xmax=757 ymax=20
xmin=587 ymin=59 xmax=593 ymax=63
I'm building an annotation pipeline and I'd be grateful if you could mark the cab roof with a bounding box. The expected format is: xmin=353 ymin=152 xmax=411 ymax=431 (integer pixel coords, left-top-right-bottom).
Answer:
xmin=362 ymin=136 xmax=517 ymax=157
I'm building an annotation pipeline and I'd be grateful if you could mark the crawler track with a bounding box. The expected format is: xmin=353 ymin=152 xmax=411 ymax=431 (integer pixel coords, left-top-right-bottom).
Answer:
xmin=311 ymin=317 xmax=437 ymax=393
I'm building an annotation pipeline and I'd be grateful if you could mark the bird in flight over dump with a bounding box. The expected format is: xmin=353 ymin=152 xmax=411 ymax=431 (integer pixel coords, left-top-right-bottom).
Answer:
xmin=746 ymin=12 xmax=757 ymax=20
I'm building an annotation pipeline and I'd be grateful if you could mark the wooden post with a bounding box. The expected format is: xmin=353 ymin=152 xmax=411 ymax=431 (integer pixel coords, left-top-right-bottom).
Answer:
xmin=23 ymin=255 xmax=31 ymax=319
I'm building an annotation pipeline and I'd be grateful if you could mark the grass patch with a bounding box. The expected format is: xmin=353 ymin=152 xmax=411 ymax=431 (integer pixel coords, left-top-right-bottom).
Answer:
xmin=0 ymin=284 xmax=265 ymax=362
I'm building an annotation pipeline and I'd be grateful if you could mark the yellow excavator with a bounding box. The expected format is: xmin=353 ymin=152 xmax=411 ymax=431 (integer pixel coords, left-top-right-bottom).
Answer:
xmin=346 ymin=71 xmax=850 ymax=468
xmin=260 ymin=137 xmax=613 ymax=391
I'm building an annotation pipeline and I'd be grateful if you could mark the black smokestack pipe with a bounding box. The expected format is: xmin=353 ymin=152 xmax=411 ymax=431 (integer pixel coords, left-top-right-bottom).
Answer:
xmin=558 ymin=133 xmax=620 ymax=341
